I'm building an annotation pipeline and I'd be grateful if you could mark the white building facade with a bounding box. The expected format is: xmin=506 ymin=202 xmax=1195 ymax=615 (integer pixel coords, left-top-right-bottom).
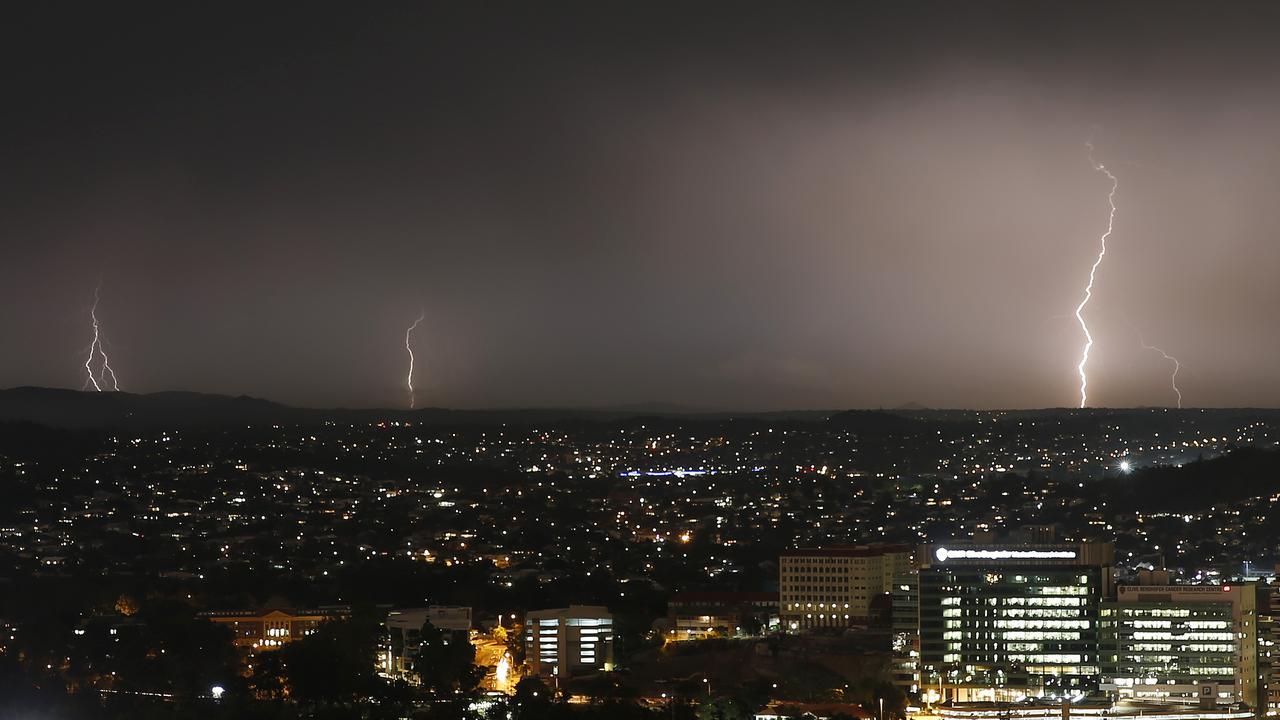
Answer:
xmin=524 ymin=605 xmax=613 ymax=678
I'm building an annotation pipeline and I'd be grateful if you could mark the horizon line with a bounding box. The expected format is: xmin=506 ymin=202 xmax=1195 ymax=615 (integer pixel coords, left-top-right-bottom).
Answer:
xmin=0 ymin=385 xmax=1273 ymax=415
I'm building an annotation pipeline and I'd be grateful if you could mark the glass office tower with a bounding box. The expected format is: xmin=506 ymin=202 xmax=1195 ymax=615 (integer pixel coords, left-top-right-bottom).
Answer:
xmin=918 ymin=542 xmax=1114 ymax=703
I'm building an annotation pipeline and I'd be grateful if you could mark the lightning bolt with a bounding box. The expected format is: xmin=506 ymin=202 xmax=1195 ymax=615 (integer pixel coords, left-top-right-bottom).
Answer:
xmin=1138 ymin=332 xmax=1183 ymax=409
xmin=405 ymin=309 xmax=425 ymax=409
xmin=82 ymin=283 xmax=121 ymax=392
xmin=1073 ymin=138 xmax=1118 ymax=408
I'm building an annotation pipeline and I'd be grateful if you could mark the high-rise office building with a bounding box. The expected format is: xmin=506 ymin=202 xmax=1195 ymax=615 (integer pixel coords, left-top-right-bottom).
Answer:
xmin=918 ymin=539 xmax=1115 ymax=702
xmin=891 ymin=570 xmax=921 ymax=693
xmin=1259 ymin=585 xmax=1279 ymax=716
xmin=1100 ymin=584 xmax=1263 ymax=711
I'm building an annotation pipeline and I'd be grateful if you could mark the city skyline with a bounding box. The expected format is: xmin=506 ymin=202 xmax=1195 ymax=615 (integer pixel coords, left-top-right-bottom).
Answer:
xmin=10 ymin=5 xmax=1280 ymax=719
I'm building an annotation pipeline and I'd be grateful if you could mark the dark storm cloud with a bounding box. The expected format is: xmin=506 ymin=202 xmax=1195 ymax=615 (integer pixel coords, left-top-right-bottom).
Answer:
xmin=4 ymin=2 xmax=1280 ymax=409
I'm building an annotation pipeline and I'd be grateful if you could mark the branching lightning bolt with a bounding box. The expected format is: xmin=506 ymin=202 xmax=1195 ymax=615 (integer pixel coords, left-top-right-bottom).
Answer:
xmin=405 ymin=309 xmax=426 ymax=409
xmin=82 ymin=283 xmax=121 ymax=392
xmin=1073 ymin=138 xmax=1118 ymax=408
xmin=1138 ymin=332 xmax=1183 ymax=409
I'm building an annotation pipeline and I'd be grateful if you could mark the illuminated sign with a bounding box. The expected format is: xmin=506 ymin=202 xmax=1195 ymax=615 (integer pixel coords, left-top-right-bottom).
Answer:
xmin=1118 ymin=585 xmax=1236 ymax=595
xmin=934 ymin=547 xmax=1078 ymax=562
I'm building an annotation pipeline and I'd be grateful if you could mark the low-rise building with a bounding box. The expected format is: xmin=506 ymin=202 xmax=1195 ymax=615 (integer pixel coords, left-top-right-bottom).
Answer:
xmin=524 ymin=605 xmax=613 ymax=678
xmin=666 ymin=591 xmax=777 ymax=640
xmin=200 ymin=606 xmax=350 ymax=653
xmin=381 ymin=606 xmax=474 ymax=679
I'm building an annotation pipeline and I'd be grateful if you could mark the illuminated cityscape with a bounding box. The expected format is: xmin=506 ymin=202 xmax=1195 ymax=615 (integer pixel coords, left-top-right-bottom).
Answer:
xmin=6 ymin=3 xmax=1280 ymax=720
xmin=2 ymin=402 xmax=1280 ymax=718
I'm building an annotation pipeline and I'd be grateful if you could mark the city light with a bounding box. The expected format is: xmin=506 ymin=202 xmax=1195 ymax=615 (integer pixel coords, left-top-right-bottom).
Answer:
xmin=5 ymin=5 xmax=1279 ymax=720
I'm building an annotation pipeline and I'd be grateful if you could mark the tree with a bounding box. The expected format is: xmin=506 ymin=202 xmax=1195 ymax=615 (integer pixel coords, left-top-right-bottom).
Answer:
xmin=248 ymin=652 xmax=287 ymax=700
xmin=410 ymin=620 xmax=483 ymax=694
xmin=514 ymin=676 xmax=554 ymax=714
xmin=115 ymin=594 xmax=139 ymax=617
xmin=775 ymin=662 xmax=846 ymax=702
xmin=697 ymin=695 xmax=750 ymax=720
xmin=278 ymin=617 xmax=386 ymax=704
xmin=730 ymin=679 xmax=773 ymax=715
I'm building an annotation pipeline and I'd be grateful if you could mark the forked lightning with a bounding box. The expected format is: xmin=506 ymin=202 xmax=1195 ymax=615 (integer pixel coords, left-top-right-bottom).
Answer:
xmin=83 ymin=283 xmax=121 ymax=392
xmin=405 ymin=310 xmax=426 ymax=409
xmin=1139 ymin=332 xmax=1183 ymax=409
xmin=1073 ymin=138 xmax=1118 ymax=408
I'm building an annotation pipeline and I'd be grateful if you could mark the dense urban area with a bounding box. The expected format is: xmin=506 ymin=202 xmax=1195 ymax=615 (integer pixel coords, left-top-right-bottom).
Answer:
xmin=3 ymin=397 xmax=1280 ymax=720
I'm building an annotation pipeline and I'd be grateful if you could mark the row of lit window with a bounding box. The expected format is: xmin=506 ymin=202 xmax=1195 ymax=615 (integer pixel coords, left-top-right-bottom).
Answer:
xmin=1118 ymin=654 xmax=1233 ymax=663
xmin=944 ymin=596 xmax=1088 ymax=607
xmin=1132 ymin=632 xmax=1234 ymax=641
xmin=1000 ymin=596 xmax=1086 ymax=605
xmin=999 ymin=609 xmax=1086 ymax=618
xmin=1125 ymin=643 xmax=1233 ymax=652
xmin=943 ymin=611 xmax=1093 ymax=626
xmin=939 ymin=654 xmax=1098 ymax=674
xmin=783 ymin=557 xmax=889 ymax=565
xmin=992 ymin=620 xmax=1092 ymax=629
xmin=999 ymin=631 xmax=1084 ymax=640
xmin=1006 ymin=654 xmax=1084 ymax=663
xmin=1129 ymin=620 xmax=1229 ymax=630
xmin=1116 ymin=671 xmax=1233 ymax=681
xmin=1115 ymin=667 xmax=1236 ymax=676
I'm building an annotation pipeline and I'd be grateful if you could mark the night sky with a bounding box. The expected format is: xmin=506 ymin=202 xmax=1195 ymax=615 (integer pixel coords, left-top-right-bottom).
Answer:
xmin=5 ymin=3 xmax=1280 ymax=410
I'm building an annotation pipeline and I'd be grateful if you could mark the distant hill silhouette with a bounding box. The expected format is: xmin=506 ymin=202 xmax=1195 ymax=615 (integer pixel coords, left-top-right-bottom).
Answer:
xmin=1106 ymin=446 xmax=1280 ymax=512
xmin=0 ymin=387 xmax=306 ymax=429
xmin=894 ymin=401 xmax=930 ymax=411
xmin=0 ymin=387 xmax=831 ymax=430
xmin=826 ymin=409 xmax=930 ymax=434
xmin=5 ymin=387 xmax=1280 ymax=435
